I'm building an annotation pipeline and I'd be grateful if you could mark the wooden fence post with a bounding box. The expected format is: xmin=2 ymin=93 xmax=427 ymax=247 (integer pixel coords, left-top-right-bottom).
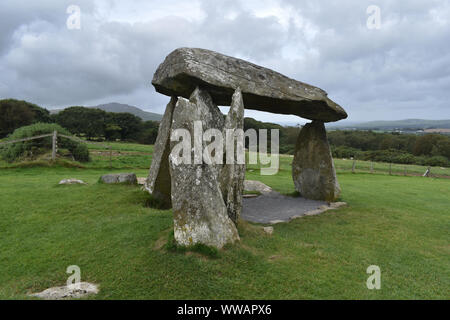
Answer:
xmin=109 ymin=146 xmax=112 ymax=169
xmin=370 ymin=161 xmax=374 ymax=173
xmin=352 ymin=159 xmax=356 ymax=173
xmin=51 ymin=130 xmax=57 ymax=161
xmin=389 ymin=163 xmax=392 ymax=175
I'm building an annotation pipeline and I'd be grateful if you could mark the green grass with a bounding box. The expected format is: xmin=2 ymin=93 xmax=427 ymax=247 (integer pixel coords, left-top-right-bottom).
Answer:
xmin=0 ymin=142 xmax=449 ymax=299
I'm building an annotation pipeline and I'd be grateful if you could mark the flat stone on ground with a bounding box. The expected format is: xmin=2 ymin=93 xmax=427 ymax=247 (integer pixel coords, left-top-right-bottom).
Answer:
xmin=59 ymin=178 xmax=86 ymax=185
xmin=29 ymin=282 xmax=99 ymax=300
xmin=242 ymin=191 xmax=346 ymax=224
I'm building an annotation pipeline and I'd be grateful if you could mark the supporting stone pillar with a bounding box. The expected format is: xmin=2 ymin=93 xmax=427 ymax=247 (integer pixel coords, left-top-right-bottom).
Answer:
xmin=292 ymin=120 xmax=341 ymax=202
xmin=169 ymin=87 xmax=240 ymax=249
xmin=145 ymin=96 xmax=177 ymax=208
xmin=219 ymin=88 xmax=246 ymax=224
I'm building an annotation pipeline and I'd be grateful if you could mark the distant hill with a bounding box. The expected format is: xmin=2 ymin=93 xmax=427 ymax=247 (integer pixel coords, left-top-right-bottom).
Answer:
xmin=329 ymin=119 xmax=450 ymax=131
xmin=51 ymin=103 xmax=163 ymax=121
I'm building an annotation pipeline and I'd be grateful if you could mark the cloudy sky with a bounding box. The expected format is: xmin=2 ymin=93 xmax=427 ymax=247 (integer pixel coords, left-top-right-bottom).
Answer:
xmin=0 ymin=0 xmax=449 ymax=124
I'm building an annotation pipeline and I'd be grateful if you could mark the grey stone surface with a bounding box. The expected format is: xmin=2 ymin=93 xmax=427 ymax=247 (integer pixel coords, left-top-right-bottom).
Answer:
xmin=219 ymin=88 xmax=245 ymax=224
xmin=243 ymin=180 xmax=273 ymax=194
xmin=242 ymin=192 xmax=346 ymax=224
xmin=100 ymin=173 xmax=137 ymax=184
xmin=292 ymin=121 xmax=341 ymax=201
xmin=169 ymin=87 xmax=239 ymax=249
xmin=29 ymin=282 xmax=98 ymax=300
xmin=152 ymin=48 xmax=347 ymax=122
xmin=145 ymin=97 xmax=177 ymax=207
xmin=59 ymin=178 xmax=86 ymax=185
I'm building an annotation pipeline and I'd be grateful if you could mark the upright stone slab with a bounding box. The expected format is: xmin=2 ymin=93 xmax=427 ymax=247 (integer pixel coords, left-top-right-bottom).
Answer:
xmin=219 ymin=88 xmax=246 ymax=224
xmin=169 ymin=87 xmax=239 ymax=248
xmin=145 ymin=97 xmax=177 ymax=208
xmin=292 ymin=121 xmax=341 ymax=202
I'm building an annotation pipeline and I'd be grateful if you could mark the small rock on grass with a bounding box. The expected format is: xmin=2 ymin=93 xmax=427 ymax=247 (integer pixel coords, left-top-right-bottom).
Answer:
xmin=59 ymin=179 xmax=86 ymax=185
xmin=29 ymin=282 xmax=98 ymax=300
xmin=244 ymin=180 xmax=273 ymax=194
xmin=100 ymin=173 xmax=137 ymax=184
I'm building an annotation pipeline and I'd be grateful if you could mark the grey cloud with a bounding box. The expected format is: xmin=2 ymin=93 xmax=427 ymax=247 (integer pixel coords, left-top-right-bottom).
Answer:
xmin=0 ymin=0 xmax=449 ymax=122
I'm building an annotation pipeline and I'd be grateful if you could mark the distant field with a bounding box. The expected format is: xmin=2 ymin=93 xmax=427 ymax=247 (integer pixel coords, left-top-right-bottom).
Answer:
xmin=2 ymin=141 xmax=448 ymax=177
xmin=1 ymin=141 xmax=449 ymax=299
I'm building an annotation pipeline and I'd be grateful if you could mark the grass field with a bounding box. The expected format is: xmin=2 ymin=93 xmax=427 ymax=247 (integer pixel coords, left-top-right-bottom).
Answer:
xmin=0 ymin=142 xmax=449 ymax=299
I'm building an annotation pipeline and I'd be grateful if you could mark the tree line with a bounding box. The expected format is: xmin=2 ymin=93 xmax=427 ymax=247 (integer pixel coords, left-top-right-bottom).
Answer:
xmin=243 ymin=118 xmax=450 ymax=167
xmin=1 ymin=98 xmax=449 ymax=167
xmin=0 ymin=99 xmax=159 ymax=144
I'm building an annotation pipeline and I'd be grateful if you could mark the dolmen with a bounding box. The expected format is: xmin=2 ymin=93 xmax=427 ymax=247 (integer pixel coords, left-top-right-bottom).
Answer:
xmin=146 ymin=48 xmax=347 ymax=248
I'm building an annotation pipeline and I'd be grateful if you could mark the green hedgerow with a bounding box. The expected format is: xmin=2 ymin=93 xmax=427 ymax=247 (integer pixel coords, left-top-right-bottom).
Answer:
xmin=0 ymin=123 xmax=90 ymax=163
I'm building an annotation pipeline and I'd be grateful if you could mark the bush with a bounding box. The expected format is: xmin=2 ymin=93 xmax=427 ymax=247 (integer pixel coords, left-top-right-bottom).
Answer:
xmin=332 ymin=146 xmax=363 ymax=159
xmin=279 ymin=144 xmax=295 ymax=155
xmin=0 ymin=99 xmax=52 ymax=138
xmin=72 ymin=143 xmax=90 ymax=162
xmin=0 ymin=123 xmax=90 ymax=163
xmin=391 ymin=153 xmax=417 ymax=165
xmin=423 ymin=156 xmax=449 ymax=167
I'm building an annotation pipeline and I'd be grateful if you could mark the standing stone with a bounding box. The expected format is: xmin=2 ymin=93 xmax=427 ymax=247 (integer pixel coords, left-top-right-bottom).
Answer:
xmin=219 ymin=88 xmax=246 ymax=224
xmin=145 ymin=97 xmax=177 ymax=208
xmin=292 ymin=121 xmax=341 ymax=202
xmin=169 ymin=87 xmax=239 ymax=248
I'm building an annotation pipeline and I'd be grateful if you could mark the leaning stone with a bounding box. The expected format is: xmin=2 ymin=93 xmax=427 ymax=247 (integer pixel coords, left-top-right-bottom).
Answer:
xmin=152 ymin=47 xmax=347 ymax=122
xmin=59 ymin=178 xmax=86 ymax=185
xmin=100 ymin=173 xmax=137 ymax=184
xmin=29 ymin=282 xmax=98 ymax=300
xmin=292 ymin=121 xmax=341 ymax=201
xmin=169 ymin=87 xmax=239 ymax=249
xmin=219 ymin=88 xmax=246 ymax=224
xmin=243 ymin=180 xmax=273 ymax=194
xmin=145 ymin=97 xmax=177 ymax=207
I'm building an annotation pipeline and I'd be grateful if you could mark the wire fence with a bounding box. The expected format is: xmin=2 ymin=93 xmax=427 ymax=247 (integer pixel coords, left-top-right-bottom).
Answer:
xmin=1 ymin=135 xmax=449 ymax=177
xmin=333 ymin=158 xmax=449 ymax=178
xmin=0 ymin=130 xmax=114 ymax=168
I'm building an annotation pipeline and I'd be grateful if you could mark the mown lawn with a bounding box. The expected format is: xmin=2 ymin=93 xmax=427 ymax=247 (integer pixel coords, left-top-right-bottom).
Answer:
xmin=0 ymin=143 xmax=449 ymax=299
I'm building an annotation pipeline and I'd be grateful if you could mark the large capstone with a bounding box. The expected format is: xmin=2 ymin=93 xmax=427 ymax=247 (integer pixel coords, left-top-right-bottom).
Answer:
xmin=152 ymin=48 xmax=347 ymax=122
xmin=219 ymin=88 xmax=246 ymax=224
xmin=145 ymin=97 xmax=177 ymax=207
xmin=292 ymin=121 xmax=341 ymax=202
xmin=169 ymin=87 xmax=239 ymax=248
